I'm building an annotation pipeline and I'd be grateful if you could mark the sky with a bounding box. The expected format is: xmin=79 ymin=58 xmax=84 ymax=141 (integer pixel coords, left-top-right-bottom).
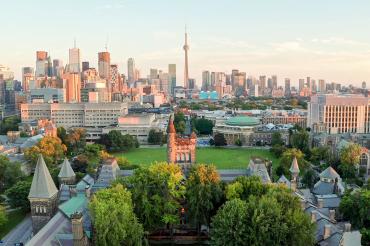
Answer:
xmin=2 ymin=0 xmax=370 ymax=87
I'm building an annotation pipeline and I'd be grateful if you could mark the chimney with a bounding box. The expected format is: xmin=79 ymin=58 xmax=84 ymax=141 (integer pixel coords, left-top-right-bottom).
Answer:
xmin=329 ymin=210 xmax=335 ymax=221
xmin=71 ymin=212 xmax=85 ymax=244
xmin=344 ymin=223 xmax=351 ymax=232
xmin=300 ymin=200 xmax=306 ymax=210
xmin=85 ymin=185 xmax=91 ymax=198
xmin=317 ymin=198 xmax=324 ymax=208
xmin=323 ymin=224 xmax=331 ymax=240
xmin=311 ymin=211 xmax=317 ymax=223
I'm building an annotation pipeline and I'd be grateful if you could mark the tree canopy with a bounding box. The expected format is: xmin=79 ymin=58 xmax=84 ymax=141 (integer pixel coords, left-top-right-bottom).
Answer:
xmin=174 ymin=112 xmax=186 ymax=134
xmin=0 ymin=205 xmax=7 ymax=228
xmin=89 ymin=184 xmax=143 ymax=246
xmin=0 ymin=156 xmax=24 ymax=192
xmin=214 ymin=133 xmax=227 ymax=146
xmin=99 ymin=131 xmax=139 ymax=152
xmin=5 ymin=180 xmax=32 ymax=211
xmin=191 ymin=117 xmax=214 ymax=135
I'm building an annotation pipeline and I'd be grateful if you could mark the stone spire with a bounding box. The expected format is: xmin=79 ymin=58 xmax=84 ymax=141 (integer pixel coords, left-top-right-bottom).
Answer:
xmin=167 ymin=116 xmax=176 ymax=134
xmin=58 ymin=157 xmax=76 ymax=185
xmin=28 ymin=154 xmax=58 ymax=199
xmin=289 ymin=157 xmax=300 ymax=177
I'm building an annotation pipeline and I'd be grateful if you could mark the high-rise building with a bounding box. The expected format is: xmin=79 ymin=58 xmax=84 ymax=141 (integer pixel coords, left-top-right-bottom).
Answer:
xmin=188 ymin=78 xmax=196 ymax=90
xmin=64 ymin=72 xmax=81 ymax=103
xmin=362 ymin=81 xmax=367 ymax=89
xmin=22 ymin=67 xmax=34 ymax=93
xmin=299 ymin=79 xmax=305 ymax=92
xmin=98 ymin=52 xmax=110 ymax=80
xmin=69 ymin=45 xmax=80 ymax=73
xmin=127 ymin=58 xmax=135 ymax=84
xmin=259 ymin=76 xmax=266 ymax=93
xmin=306 ymin=77 xmax=311 ymax=90
xmin=110 ymin=64 xmax=121 ymax=93
xmin=272 ymin=75 xmax=278 ymax=89
xmin=52 ymin=59 xmax=63 ymax=77
xmin=35 ymin=51 xmax=48 ymax=77
xmin=284 ymin=78 xmax=291 ymax=96
xmin=168 ymin=64 xmax=176 ymax=95
xmin=183 ymin=27 xmax=189 ymax=89
xmin=82 ymin=62 xmax=90 ymax=72
xmin=318 ymin=80 xmax=326 ymax=93
xmin=202 ymin=71 xmax=211 ymax=91
xmin=308 ymin=94 xmax=370 ymax=134
xmin=150 ymin=68 xmax=158 ymax=80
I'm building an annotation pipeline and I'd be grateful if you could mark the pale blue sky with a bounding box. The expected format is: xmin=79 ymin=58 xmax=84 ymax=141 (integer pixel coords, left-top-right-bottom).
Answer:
xmin=2 ymin=0 xmax=370 ymax=86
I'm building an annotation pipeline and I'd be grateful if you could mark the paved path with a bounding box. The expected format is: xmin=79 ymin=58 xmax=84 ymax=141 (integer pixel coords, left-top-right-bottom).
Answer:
xmin=1 ymin=215 xmax=32 ymax=246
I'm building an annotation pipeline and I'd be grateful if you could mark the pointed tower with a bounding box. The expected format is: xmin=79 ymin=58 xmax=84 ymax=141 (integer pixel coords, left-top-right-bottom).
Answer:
xmin=28 ymin=154 xmax=59 ymax=234
xmin=58 ymin=157 xmax=76 ymax=185
xmin=289 ymin=157 xmax=300 ymax=191
xmin=167 ymin=116 xmax=176 ymax=163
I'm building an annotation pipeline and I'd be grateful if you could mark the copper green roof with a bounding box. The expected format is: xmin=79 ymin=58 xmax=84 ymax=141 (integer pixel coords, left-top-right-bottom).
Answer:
xmin=59 ymin=194 xmax=87 ymax=218
xmin=226 ymin=116 xmax=260 ymax=126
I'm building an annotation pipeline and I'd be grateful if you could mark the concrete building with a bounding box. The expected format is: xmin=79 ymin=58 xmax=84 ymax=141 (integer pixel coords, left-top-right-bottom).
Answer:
xmin=262 ymin=110 xmax=307 ymax=129
xmin=98 ymin=51 xmax=110 ymax=80
xmin=68 ymin=46 xmax=80 ymax=73
xmin=35 ymin=51 xmax=48 ymax=77
xmin=30 ymin=88 xmax=65 ymax=103
xmin=81 ymin=80 xmax=110 ymax=103
xmin=21 ymin=102 xmax=128 ymax=129
xmin=168 ymin=64 xmax=176 ymax=95
xmin=63 ymin=72 xmax=81 ymax=103
xmin=127 ymin=58 xmax=135 ymax=84
xmin=308 ymin=94 xmax=370 ymax=134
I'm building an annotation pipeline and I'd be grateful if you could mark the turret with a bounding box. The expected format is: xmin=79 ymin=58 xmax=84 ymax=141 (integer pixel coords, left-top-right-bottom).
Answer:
xmin=289 ymin=157 xmax=300 ymax=191
xmin=167 ymin=116 xmax=176 ymax=163
xmin=58 ymin=157 xmax=76 ymax=185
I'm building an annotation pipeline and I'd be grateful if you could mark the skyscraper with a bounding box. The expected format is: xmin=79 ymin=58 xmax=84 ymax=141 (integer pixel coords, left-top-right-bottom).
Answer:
xmin=284 ymin=78 xmax=291 ymax=96
xmin=168 ymin=64 xmax=176 ymax=95
xmin=272 ymin=75 xmax=277 ymax=89
xmin=318 ymin=79 xmax=326 ymax=93
xmin=35 ymin=51 xmax=48 ymax=77
xmin=22 ymin=67 xmax=34 ymax=93
xmin=64 ymin=72 xmax=81 ymax=103
xmin=82 ymin=62 xmax=90 ymax=72
xmin=127 ymin=58 xmax=135 ymax=84
xmin=69 ymin=42 xmax=80 ymax=73
xmin=299 ymin=79 xmax=305 ymax=91
xmin=150 ymin=68 xmax=158 ymax=80
xmin=98 ymin=51 xmax=110 ymax=80
xmin=183 ymin=27 xmax=189 ymax=89
xmin=202 ymin=71 xmax=211 ymax=91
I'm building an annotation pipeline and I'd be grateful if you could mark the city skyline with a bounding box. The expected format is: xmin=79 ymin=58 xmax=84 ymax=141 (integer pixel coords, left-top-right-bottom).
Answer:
xmin=2 ymin=0 xmax=370 ymax=86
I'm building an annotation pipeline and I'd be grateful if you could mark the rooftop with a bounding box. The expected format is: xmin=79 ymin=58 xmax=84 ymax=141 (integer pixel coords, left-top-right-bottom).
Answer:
xmin=226 ymin=116 xmax=260 ymax=126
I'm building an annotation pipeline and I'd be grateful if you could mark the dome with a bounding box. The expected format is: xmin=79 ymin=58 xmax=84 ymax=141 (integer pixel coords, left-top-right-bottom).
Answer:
xmin=226 ymin=116 xmax=260 ymax=126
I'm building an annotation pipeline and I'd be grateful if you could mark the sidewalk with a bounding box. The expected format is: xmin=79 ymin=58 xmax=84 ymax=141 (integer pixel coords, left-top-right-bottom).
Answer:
xmin=1 ymin=215 xmax=32 ymax=246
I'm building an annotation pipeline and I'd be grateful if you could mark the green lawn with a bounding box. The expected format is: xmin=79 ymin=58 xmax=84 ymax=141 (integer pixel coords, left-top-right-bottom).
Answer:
xmin=114 ymin=147 xmax=278 ymax=170
xmin=0 ymin=209 xmax=27 ymax=239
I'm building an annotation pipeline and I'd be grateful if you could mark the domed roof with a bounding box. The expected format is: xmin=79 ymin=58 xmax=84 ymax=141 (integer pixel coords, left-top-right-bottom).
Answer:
xmin=226 ymin=116 xmax=260 ymax=126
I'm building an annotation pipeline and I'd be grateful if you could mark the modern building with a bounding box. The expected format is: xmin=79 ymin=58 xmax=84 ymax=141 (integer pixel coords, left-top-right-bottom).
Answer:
xmin=35 ymin=51 xmax=48 ymax=77
xmin=127 ymin=58 xmax=135 ymax=84
xmin=308 ymin=94 xmax=370 ymax=134
xmin=81 ymin=80 xmax=110 ymax=103
xmin=318 ymin=80 xmax=326 ymax=93
xmin=63 ymin=72 xmax=81 ymax=103
xmin=82 ymin=61 xmax=90 ymax=72
xmin=168 ymin=64 xmax=176 ymax=95
xmin=284 ymin=78 xmax=291 ymax=96
xmin=262 ymin=110 xmax=307 ymax=129
xmin=98 ymin=51 xmax=110 ymax=80
xmin=21 ymin=102 xmax=128 ymax=129
xmin=202 ymin=71 xmax=211 ymax=91
xmin=30 ymin=88 xmax=65 ymax=103
xmin=68 ymin=46 xmax=80 ymax=73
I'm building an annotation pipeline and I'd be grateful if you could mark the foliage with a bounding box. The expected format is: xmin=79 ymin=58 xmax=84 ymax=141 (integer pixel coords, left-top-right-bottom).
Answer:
xmin=340 ymin=143 xmax=362 ymax=166
xmin=213 ymin=177 xmax=315 ymax=246
xmin=57 ymin=126 xmax=67 ymax=145
xmin=148 ymin=129 xmax=165 ymax=145
xmin=5 ymin=181 xmax=32 ymax=211
xmin=24 ymin=136 xmax=67 ymax=167
xmin=65 ymin=128 xmax=86 ymax=154
xmin=301 ymin=169 xmax=318 ymax=189
xmin=125 ymin=163 xmax=185 ymax=231
xmin=174 ymin=112 xmax=186 ymax=134
xmin=235 ymin=138 xmax=242 ymax=146
xmin=186 ymin=164 xmax=223 ymax=231
xmin=192 ymin=117 xmax=214 ymax=135
xmin=339 ymin=188 xmax=370 ymax=229
xmin=271 ymin=132 xmax=284 ymax=146
xmin=310 ymin=146 xmax=330 ymax=165
xmin=99 ymin=130 xmax=139 ymax=152
xmin=117 ymin=156 xmax=139 ymax=170
xmin=279 ymin=148 xmax=306 ymax=174
xmin=89 ymin=184 xmax=143 ymax=246
xmin=0 ymin=156 xmax=24 ymax=192
xmin=211 ymin=199 xmax=249 ymax=246
xmin=270 ymin=144 xmax=287 ymax=158
xmin=214 ymin=133 xmax=227 ymax=146
xmin=291 ymin=130 xmax=310 ymax=155
xmin=0 ymin=206 xmax=7 ymax=228
xmin=0 ymin=116 xmax=20 ymax=134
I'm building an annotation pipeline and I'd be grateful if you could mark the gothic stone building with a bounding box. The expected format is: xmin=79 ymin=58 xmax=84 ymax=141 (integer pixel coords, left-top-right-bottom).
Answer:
xmin=167 ymin=118 xmax=196 ymax=166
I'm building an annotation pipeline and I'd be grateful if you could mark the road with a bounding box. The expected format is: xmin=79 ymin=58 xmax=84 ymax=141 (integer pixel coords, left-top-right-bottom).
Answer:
xmin=1 ymin=215 xmax=32 ymax=246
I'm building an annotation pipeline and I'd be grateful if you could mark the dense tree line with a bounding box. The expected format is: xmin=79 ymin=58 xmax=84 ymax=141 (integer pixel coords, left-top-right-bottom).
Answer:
xmin=99 ymin=130 xmax=139 ymax=152
xmin=0 ymin=116 xmax=20 ymax=134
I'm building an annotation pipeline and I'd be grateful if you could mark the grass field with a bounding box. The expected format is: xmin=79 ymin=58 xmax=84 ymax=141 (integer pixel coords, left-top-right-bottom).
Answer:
xmin=0 ymin=209 xmax=27 ymax=239
xmin=114 ymin=147 xmax=278 ymax=169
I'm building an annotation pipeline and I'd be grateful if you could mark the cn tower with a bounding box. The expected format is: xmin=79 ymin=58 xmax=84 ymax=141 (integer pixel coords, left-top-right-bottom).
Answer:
xmin=183 ymin=26 xmax=189 ymax=89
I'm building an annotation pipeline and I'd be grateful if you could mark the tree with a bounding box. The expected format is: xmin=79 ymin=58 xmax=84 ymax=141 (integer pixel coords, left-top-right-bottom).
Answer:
xmin=174 ymin=112 xmax=186 ymax=134
xmin=0 ymin=156 xmax=24 ymax=192
xmin=0 ymin=116 xmax=20 ymax=134
xmin=234 ymin=138 xmax=242 ymax=146
xmin=339 ymin=188 xmax=370 ymax=229
xmin=301 ymin=169 xmax=318 ymax=189
xmin=193 ymin=118 xmax=214 ymax=135
xmin=211 ymin=199 xmax=249 ymax=246
xmin=5 ymin=181 xmax=32 ymax=211
xmin=339 ymin=143 xmax=362 ymax=179
xmin=24 ymin=136 xmax=67 ymax=167
xmin=271 ymin=132 xmax=284 ymax=146
xmin=214 ymin=133 xmax=227 ymax=146
xmin=89 ymin=184 xmax=143 ymax=246
xmin=291 ymin=130 xmax=310 ymax=154
xmin=310 ymin=146 xmax=330 ymax=165
xmin=279 ymin=148 xmax=306 ymax=174
xmin=66 ymin=128 xmax=86 ymax=154
xmin=100 ymin=131 xmax=139 ymax=152
xmin=0 ymin=205 xmax=7 ymax=228
xmin=225 ymin=176 xmax=268 ymax=201
xmin=186 ymin=164 xmax=223 ymax=233
xmin=125 ymin=163 xmax=185 ymax=231
xmin=148 ymin=129 xmax=164 ymax=145
xmin=57 ymin=126 xmax=67 ymax=145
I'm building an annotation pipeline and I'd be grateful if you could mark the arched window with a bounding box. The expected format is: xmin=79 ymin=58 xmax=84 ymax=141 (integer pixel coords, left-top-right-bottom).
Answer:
xmin=360 ymin=153 xmax=368 ymax=167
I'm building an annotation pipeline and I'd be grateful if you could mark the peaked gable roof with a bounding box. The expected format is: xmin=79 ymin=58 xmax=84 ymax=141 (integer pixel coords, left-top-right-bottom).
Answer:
xmin=58 ymin=158 xmax=75 ymax=178
xmin=320 ymin=166 xmax=340 ymax=180
xmin=28 ymin=154 xmax=58 ymax=199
